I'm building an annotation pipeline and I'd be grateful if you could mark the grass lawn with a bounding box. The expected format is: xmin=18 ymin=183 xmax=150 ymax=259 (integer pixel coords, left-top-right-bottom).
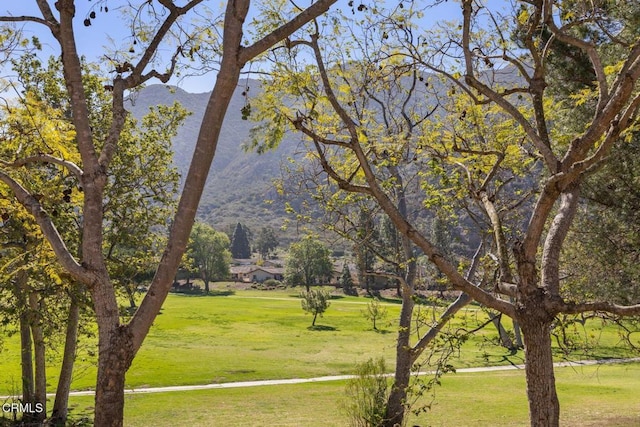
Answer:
xmin=57 ymin=362 xmax=640 ymax=426
xmin=1 ymin=284 xmax=639 ymax=424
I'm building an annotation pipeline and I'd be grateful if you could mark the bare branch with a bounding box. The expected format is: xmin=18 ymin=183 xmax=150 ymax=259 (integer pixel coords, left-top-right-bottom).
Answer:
xmin=558 ymin=301 xmax=640 ymax=317
xmin=239 ymin=0 xmax=337 ymax=64
xmin=1 ymin=155 xmax=83 ymax=181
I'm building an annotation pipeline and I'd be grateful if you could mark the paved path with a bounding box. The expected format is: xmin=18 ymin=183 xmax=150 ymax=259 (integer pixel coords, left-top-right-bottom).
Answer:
xmin=37 ymin=356 xmax=639 ymax=398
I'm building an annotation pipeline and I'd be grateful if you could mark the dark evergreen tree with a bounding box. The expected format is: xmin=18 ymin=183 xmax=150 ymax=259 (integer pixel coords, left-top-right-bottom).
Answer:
xmin=230 ymin=222 xmax=251 ymax=259
xmin=354 ymin=209 xmax=377 ymax=295
xmin=340 ymin=263 xmax=356 ymax=295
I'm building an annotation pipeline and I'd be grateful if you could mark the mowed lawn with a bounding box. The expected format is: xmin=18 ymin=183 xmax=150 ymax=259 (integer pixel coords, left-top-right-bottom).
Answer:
xmin=60 ymin=362 xmax=640 ymax=426
xmin=2 ymin=285 xmax=639 ymax=425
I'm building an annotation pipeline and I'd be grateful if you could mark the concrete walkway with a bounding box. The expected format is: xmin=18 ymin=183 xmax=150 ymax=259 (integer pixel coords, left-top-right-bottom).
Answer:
xmin=40 ymin=356 xmax=640 ymax=398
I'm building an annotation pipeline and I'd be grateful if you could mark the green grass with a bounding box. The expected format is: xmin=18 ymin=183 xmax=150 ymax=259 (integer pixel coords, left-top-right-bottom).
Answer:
xmin=1 ymin=286 xmax=639 ymax=425
xmin=54 ymin=362 xmax=640 ymax=426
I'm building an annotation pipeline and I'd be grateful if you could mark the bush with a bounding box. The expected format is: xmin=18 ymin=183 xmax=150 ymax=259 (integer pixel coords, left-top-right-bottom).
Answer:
xmin=343 ymin=357 xmax=389 ymax=427
xmin=262 ymin=278 xmax=282 ymax=287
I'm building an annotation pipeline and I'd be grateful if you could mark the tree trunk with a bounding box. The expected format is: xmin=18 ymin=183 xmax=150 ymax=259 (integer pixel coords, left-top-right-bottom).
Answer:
xmin=19 ymin=313 xmax=34 ymax=403
xmin=520 ymin=317 xmax=560 ymax=427
xmin=28 ymin=291 xmax=47 ymax=423
xmin=383 ymin=291 xmax=414 ymax=427
xmin=93 ymin=325 xmax=134 ymax=427
xmin=16 ymin=267 xmax=37 ymax=423
xmin=52 ymin=296 xmax=80 ymax=425
xmin=203 ymin=276 xmax=210 ymax=294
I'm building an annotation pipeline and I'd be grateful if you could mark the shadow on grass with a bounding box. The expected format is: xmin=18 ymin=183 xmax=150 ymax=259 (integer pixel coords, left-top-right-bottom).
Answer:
xmin=307 ymin=325 xmax=338 ymax=331
xmin=372 ymin=328 xmax=392 ymax=334
xmin=206 ymin=290 xmax=236 ymax=297
xmin=367 ymin=295 xmax=402 ymax=305
xmin=171 ymin=290 xmax=236 ymax=297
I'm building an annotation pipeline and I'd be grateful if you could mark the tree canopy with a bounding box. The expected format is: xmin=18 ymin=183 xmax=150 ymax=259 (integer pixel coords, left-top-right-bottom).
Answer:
xmin=284 ymin=237 xmax=333 ymax=292
xmin=187 ymin=222 xmax=231 ymax=293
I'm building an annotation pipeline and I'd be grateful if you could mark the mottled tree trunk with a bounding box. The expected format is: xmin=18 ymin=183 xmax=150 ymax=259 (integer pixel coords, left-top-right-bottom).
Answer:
xmin=51 ymin=297 xmax=80 ymax=425
xmin=383 ymin=291 xmax=414 ymax=427
xmin=520 ymin=315 xmax=560 ymax=427
xmin=93 ymin=325 xmax=134 ymax=427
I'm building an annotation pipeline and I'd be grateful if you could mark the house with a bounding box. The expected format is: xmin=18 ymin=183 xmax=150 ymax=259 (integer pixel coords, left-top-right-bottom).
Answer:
xmin=230 ymin=265 xmax=284 ymax=283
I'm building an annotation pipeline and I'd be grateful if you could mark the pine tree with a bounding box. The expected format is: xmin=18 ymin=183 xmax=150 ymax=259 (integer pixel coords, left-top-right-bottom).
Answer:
xmin=230 ymin=222 xmax=251 ymax=259
xmin=340 ymin=264 xmax=356 ymax=295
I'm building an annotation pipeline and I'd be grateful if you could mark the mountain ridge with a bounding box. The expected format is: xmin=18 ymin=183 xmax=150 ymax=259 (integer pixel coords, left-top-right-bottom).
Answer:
xmin=126 ymin=83 xmax=302 ymax=236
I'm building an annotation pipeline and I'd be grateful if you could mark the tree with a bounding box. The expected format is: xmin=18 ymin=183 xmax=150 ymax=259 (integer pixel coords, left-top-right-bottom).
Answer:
xmin=0 ymin=0 xmax=337 ymax=424
xmin=340 ymin=263 xmax=356 ymax=296
xmin=187 ymin=222 xmax=231 ymax=293
xmin=255 ymin=226 xmax=278 ymax=259
xmin=363 ymin=298 xmax=387 ymax=331
xmin=354 ymin=208 xmax=377 ymax=295
xmin=253 ymin=2 xmax=640 ymax=425
xmin=284 ymin=237 xmax=333 ymax=292
xmin=300 ymin=287 xmax=331 ymax=326
xmin=230 ymin=222 xmax=251 ymax=259
xmin=1 ymin=51 xmax=184 ymax=424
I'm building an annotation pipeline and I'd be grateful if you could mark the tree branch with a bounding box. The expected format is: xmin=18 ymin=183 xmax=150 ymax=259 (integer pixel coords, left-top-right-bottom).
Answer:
xmin=239 ymin=0 xmax=337 ymax=64
xmin=1 ymin=155 xmax=83 ymax=181
xmin=0 ymin=169 xmax=86 ymax=282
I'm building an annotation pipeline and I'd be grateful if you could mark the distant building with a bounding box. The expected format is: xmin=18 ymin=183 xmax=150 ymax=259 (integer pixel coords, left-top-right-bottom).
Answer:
xmin=230 ymin=265 xmax=284 ymax=283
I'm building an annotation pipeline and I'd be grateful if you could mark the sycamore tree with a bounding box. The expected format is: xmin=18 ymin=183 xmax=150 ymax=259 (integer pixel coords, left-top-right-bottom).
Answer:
xmin=253 ymin=1 xmax=640 ymax=426
xmin=1 ymin=50 xmax=185 ymax=424
xmin=0 ymin=1 xmax=337 ymax=424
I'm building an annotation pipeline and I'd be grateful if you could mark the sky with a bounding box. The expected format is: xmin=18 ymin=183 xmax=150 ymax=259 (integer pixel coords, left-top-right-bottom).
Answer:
xmin=2 ymin=0 xmax=468 ymax=94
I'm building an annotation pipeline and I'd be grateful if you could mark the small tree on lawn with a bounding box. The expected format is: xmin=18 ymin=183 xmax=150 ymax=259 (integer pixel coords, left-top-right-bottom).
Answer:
xmin=300 ymin=288 xmax=331 ymax=326
xmin=363 ymin=298 xmax=388 ymax=331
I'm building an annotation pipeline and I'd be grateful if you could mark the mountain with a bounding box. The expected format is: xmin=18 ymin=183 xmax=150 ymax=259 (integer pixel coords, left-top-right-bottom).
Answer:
xmin=126 ymin=83 xmax=303 ymax=237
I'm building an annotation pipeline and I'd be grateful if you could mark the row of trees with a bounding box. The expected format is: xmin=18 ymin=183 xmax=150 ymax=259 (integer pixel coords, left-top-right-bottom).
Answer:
xmin=230 ymin=222 xmax=279 ymax=259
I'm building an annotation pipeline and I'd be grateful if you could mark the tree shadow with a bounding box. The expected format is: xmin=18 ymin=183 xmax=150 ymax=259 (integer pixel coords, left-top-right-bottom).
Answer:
xmin=307 ymin=325 xmax=338 ymax=331
xmin=171 ymin=290 xmax=235 ymax=297
xmin=206 ymin=290 xmax=236 ymax=297
xmin=371 ymin=296 xmax=402 ymax=305
xmin=372 ymin=328 xmax=392 ymax=334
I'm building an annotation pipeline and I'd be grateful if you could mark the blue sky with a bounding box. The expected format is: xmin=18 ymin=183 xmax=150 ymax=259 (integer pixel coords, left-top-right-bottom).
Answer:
xmin=3 ymin=0 xmax=468 ymax=93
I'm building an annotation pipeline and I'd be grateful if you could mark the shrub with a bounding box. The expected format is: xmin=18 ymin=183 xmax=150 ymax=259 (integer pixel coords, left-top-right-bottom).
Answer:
xmin=343 ymin=357 xmax=389 ymax=427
